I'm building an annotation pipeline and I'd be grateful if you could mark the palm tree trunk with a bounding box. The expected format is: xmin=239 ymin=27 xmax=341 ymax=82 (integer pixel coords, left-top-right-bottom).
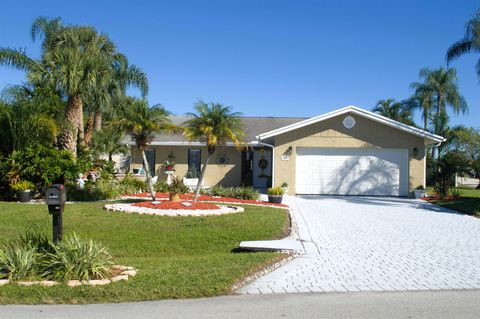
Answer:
xmin=423 ymin=109 xmax=428 ymax=131
xmin=94 ymin=111 xmax=102 ymax=132
xmin=84 ymin=113 xmax=94 ymax=147
xmin=58 ymin=94 xmax=82 ymax=155
xmin=141 ymin=148 xmax=156 ymax=201
xmin=78 ymin=97 xmax=85 ymax=147
xmin=193 ymin=153 xmax=212 ymax=202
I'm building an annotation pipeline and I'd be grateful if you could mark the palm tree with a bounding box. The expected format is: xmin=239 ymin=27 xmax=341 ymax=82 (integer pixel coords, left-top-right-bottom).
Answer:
xmin=0 ymin=17 xmax=149 ymax=156
xmin=91 ymin=125 xmax=129 ymax=162
xmin=372 ymin=99 xmax=414 ymax=126
xmin=183 ymin=102 xmax=245 ymax=201
xmin=446 ymin=9 xmax=480 ymax=76
xmin=407 ymin=83 xmax=434 ymax=130
xmin=411 ymin=68 xmax=467 ymax=134
xmin=115 ymin=99 xmax=172 ymax=200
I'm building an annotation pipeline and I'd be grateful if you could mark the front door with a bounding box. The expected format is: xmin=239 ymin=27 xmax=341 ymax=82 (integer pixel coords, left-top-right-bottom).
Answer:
xmin=144 ymin=149 xmax=156 ymax=177
xmin=253 ymin=148 xmax=272 ymax=191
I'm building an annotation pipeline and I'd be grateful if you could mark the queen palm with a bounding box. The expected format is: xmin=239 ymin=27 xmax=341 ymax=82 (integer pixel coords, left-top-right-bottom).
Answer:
xmin=446 ymin=9 xmax=480 ymax=76
xmin=183 ymin=102 xmax=245 ymax=201
xmin=372 ymin=99 xmax=414 ymax=126
xmin=407 ymin=83 xmax=434 ymax=130
xmin=411 ymin=68 xmax=467 ymax=134
xmin=115 ymin=99 xmax=172 ymax=201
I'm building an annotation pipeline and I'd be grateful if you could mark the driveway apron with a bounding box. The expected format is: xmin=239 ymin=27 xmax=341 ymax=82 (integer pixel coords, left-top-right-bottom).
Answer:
xmin=237 ymin=196 xmax=480 ymax=294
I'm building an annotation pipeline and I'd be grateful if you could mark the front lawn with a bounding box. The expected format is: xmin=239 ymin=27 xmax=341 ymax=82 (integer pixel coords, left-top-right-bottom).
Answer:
xmin=0 ymin=201 xmax=289 ymax=304
xmin=427 ymin=187 xmax=480 ymax=216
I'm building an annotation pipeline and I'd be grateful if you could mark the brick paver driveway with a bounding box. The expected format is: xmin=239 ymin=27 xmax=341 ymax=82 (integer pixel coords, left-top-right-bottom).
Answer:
xmin=237 ymin=196 xmax=480 ymax=294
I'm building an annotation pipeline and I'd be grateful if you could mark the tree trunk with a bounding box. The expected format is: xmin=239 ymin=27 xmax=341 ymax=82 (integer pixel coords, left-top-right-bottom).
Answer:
xmin=77 ymin=97 xmax=85 ymax=147
xmin=58 ymin=94 xmax=81 ymax=156
xmin=84 ymin=113 xmax=94 ymax=147
xmin=193 ymin=153 xmax=212 ymax=202
xmin=423 ymin=109 xmax=428 ymax=131
xmin=141 ymin=148 xmax=156 ymax=201
xmin=94 ymin=111 xmax=102 ymax=132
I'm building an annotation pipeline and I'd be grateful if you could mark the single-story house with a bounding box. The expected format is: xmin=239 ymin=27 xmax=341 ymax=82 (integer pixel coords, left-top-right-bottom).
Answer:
xmin=125 ymin=105 xmax=444 ymax=197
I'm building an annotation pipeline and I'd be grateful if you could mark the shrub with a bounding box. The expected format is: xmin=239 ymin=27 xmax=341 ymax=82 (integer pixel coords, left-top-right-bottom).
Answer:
xmin=185 ymin=166 xmax=199 ymax=179
xmin=205 ymin=186 xmax=260 ymax=200
xmin=119 ymin=174 xmax=147 ymax=194
xmin=10 ymin=180 xmax=35 ymax=191
xmin=281 ymin=182 xmax=288 ymax=188
xmin=6 ymin=145 xmax=90 ymax=190
xmin=268 ymin=187 xmax=284 ymax=196
xmin=67 ymin=178 xmax=123 ymax=201
xmin=42 ymin=233 xmax=113 ymax=281
xmin=167 ymin=177 xmax=189 ymax=194
xmin=154 ymin=180 xmax=169 ymax=193
xmin=0 ymin=243 xmax=37 ymax=281
xmin=450 ymin=187 xmax=463 ymax=198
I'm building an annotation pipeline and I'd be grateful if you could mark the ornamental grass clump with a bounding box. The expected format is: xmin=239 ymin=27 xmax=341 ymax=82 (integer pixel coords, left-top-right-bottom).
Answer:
xmin=0 ymin=232 xmax=114 ymax=282
xmin=42 ymin=233 xmax=113 ymax=281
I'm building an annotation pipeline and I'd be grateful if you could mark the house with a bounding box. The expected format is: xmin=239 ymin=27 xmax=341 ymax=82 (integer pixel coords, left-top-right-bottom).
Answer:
xmin=125 ymin=105 xmax=444 ymax=197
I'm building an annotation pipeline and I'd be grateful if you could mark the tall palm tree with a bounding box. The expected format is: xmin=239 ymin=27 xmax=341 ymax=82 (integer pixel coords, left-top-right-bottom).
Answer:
xmin=411 ymin=68 xmax=467 ymax=134
xmin=407 ymin=83 xmax=434 ymax=130
xmin=183 ymin=102 xmax=245 ymax=201
xmin=115 ymin=99 xmax=172 ymax=200
xmin=446 ymin=9 xmax=480 ymax=76
xmin=0 ymin=17 xmax=149 ymax=155
xmin=372 ymin=99 xmax=414 ymax=126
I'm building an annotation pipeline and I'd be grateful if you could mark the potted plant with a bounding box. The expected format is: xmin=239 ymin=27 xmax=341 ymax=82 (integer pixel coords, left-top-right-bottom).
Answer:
xmin=10 ymin=180 xmax=35 ymax=202
xmin=163 ymin=152 xmax=176 ymax=174
xmin=280 ymin=182 xmax=289 ymax=194
xmin=167 ymin=177 xmax=188 ymax=202
xmin=414 ymin=185 xmax=427 ymax=199
xmin=267 ymin=186 xmax=284 ymax=204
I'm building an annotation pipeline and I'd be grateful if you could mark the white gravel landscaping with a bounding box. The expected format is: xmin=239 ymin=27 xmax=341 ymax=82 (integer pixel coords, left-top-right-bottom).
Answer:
xmin=104 ymin=203 xmax=245 ymax=216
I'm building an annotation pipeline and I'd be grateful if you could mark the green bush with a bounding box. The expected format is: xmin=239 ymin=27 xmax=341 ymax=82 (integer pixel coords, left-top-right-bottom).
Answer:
xmin=42 ymin=233 xmax=113 ymax=281
xmin=0 ymin=232 xmax=114 ymax=282
xmin=67 ymin=178 xmax=122 ymax=201
xmin=0 ymin=243 xmax=37 ymax=281
xmin=450 ymin=187 xmax=463 ymax=198
xmin=205 ymin=186 xmax=260 ymax=200
xmin=167 ymin=177 xmax=189 ymax=194
xmin=120 ymin=174 xmax=147 ymax=194
xmin=154 ymin=180 xmax=169 ymax=193
xmin=5 ymin=145 xmax=91 ymax=191
xmin=10 ymin=180 xmax=35 ymax=191
xmin=267 ymin=187 xmax=284 ymax=196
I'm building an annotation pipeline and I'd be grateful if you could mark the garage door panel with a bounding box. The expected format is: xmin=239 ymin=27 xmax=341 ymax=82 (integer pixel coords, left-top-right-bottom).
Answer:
xmin=296 ymin=148 xmax=408 ymax=196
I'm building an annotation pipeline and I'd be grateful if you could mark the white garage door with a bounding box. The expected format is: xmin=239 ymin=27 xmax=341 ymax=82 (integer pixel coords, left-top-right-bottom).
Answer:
xmin=296 ymin=148 xmax=408 ymax=196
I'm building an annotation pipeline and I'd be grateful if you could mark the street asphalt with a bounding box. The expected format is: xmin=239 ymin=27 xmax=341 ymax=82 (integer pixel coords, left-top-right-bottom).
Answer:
xmin=1 ymin=290 xmax=480 ymax=319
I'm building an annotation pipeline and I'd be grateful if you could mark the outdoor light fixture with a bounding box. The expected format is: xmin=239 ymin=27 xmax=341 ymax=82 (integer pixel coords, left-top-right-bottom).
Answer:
xmin=413 ymin=147 xmax=419 ymax=156
xmin=286 ymin=146 xmax=293 ymax=155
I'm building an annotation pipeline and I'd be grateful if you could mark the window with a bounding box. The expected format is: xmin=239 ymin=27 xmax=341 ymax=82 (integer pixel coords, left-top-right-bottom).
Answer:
xmin=188 ymin=149 xmax=201 ymax=176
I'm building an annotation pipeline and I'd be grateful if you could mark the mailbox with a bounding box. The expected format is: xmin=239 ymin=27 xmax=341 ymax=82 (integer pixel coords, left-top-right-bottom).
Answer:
xmin=45 ymin=184 xmax=66 ymax=242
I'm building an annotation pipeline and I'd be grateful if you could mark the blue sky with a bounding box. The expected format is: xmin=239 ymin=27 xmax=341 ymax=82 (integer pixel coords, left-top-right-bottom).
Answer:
xmin=0 ymin=0 xmax=479 ymax=127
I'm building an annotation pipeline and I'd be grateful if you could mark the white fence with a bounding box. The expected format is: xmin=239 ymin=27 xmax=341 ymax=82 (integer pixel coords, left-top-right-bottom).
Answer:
xmin=455 ymin=176 xmax=480 ymax=188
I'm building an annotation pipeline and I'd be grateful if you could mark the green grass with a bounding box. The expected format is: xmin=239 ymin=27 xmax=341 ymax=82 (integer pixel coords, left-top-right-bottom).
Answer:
xmin=0 ymin=201 xmax=289 ymax=304
xmin=427 ymin=187 xmax=480 ymax=216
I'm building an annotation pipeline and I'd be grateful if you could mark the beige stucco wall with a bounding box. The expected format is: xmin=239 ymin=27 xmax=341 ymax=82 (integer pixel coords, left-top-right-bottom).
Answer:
xmin=130 ymin=145 xmax=242 ymax=187
xmin=273 ymin=112 xmax=426 ymax=196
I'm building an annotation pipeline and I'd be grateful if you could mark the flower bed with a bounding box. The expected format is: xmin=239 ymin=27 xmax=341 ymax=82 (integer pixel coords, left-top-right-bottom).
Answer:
xmin=105 ymin=202 xmax=244 ymax=216
xmin=123 ymin=192 xmax=289 ymax=208
xmin=422 ymin=195 xmax=463 ymax=202
xmin=132 ymin=201 xmax=220 ymax=210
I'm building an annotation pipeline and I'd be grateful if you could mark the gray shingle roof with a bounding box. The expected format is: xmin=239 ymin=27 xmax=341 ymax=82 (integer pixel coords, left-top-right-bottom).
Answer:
xmin=123 ymin=116 xmax=306 ymax=144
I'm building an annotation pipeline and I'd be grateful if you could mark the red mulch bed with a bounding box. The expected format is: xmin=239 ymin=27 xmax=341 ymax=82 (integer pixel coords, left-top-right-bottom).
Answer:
xmin=422 ymin=195 xmax=463 ymax=202
xmin=124 ymin=192 xmax=288 ymax=208
xmin=132 ymin=201 xmax=220 ymax=210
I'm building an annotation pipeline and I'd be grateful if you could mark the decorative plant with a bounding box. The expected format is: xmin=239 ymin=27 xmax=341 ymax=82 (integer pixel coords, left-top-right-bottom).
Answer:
xmin=281 ymin=182 xmax=288 ymax=188
xmin=163 ymin=152 xmax=176 ymax=172
xmin=268 ymin=187 xmax=284 ymax=196
xmin=167 ymin=177 xmax=189 ymax=195
xmin=450 ymin=187 xmax=462 ymax=198
xmin=10 ymin=180 xmax=35 ymax=192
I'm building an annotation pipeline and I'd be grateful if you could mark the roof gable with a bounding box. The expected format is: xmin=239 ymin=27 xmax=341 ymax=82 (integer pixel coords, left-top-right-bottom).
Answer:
xmin=256 ymin=105 xmax=445 ymax=145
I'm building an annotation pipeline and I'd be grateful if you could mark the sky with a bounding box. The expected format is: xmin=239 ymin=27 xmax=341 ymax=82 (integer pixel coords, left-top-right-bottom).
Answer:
xmin=0 ymin=0 xmax=479 ymax=127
